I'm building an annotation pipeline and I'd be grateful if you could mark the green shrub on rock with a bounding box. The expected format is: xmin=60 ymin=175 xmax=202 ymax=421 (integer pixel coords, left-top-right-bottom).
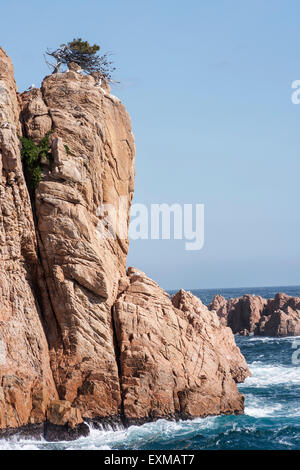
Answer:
xmin=20 ymin=132 xmax=53 ymax=192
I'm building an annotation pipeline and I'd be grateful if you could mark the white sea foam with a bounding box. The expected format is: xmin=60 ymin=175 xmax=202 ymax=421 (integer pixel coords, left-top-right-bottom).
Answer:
xmin=244 ymin=394 xmax=283 ymax=418
xmin=247 ymin=335 xmax=300 ymax=344
xmin=80 ymin=416 xmax=218 ymax=451
xmin=0 ymin=438 xmax=42 ymax=451
xmin=0 ymin=417 xmax=220 ymax=451
xmin=240 ymin=362 xmax=300 ymax=388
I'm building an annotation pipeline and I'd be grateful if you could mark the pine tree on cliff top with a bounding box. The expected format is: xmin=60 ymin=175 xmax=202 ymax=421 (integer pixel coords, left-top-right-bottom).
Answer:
xmin=45 ymin=38 xmax=115 ymax=80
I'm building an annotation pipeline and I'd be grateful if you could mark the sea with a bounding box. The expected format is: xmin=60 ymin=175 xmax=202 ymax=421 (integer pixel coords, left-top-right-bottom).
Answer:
xmin=0 ymin=285 xmax=299 ymax=450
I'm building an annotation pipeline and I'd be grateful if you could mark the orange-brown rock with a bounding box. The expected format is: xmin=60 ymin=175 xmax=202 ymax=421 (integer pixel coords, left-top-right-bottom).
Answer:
xmin=227 ymin=295 xmax=267 ymax=334
xmin=255 ymin=293 xmax=300 ymax=337
xmin=47 ymin=400 xmax=83 ymax=428
xmin=45 ymin=399 xmax=89 ymax=441
xmin=209 ymin=292 xmax=300 ymax=337
xmin=0 ymin=46 xmax=251 ymax=438
xmin=264 ymin=292 xmax=300 ymax=314
xmin=113 ymin=268 xmax=250 ymax=425
xmin=208 ymin=294 xmax=228 ymax=326
xmin=209 ymin=294 xmax=267 ymax=335
xmin=0 ymin=47 xmax=57 ymax=430
xmin=19 ymin=68 xmax=135 ymax=421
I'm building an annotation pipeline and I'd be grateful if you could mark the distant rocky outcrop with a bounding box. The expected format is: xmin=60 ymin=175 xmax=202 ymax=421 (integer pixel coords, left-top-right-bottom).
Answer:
xmin=0 ymin=47 xmax=250 ymax=440
xmin=255 ymin=293 xmax=300 ymax=337
xmin=208 ymin=294 xmax=228 ymax=326
xmin=208 ymin=292 xmax=300 ymax=337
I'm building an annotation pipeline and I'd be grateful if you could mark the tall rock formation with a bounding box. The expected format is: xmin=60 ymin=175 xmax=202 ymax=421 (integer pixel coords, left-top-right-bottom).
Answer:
xmin=0 ymin=48 xmax=57 ymax=431
xmin=20 ymin=70 xmax=135 ymax=421
xmin=0 ymin=47 xmax=250 ymax=438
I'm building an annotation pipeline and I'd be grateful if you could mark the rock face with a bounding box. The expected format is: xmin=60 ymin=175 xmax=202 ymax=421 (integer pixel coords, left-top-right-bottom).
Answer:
xmin=227 ymin=295 xmax=267 ymax=334
xmin=20 ymin=69 xmax=135 ymax=421
xmin=44 ymin=399 xmax=89 ymax=441
xmin=0 ymin=48 xmax=250 ymax=438
xmin=113 ymin=268 xmax=250 ymax=425
xmin=209 ymin=295 xmax=267 ymax=334
xmin=208 ymin=294 xmax=228 ymax=326
xmin=255 ymin=293 xmax=300 ymax=337
xmin=209 ymin=292 xmax=300 ymax=337
xmin=0 ymin=48 xmax=57 ymax=430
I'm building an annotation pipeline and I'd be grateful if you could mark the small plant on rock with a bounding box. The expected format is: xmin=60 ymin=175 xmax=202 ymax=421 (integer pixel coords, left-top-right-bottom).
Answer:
xmin=20 ymin=132 xmax=53 ymax=192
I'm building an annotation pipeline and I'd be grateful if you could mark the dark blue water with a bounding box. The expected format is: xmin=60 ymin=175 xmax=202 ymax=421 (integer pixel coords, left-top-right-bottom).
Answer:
xmin=1 ymin=286 xmax=299 ymax=450
xmin=170 ymin=285 xmax=300 ymax=305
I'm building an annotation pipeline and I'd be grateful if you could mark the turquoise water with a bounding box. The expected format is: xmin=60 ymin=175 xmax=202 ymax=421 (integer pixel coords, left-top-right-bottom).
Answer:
xmin=1 ymin=286 xmax=299 ymax=450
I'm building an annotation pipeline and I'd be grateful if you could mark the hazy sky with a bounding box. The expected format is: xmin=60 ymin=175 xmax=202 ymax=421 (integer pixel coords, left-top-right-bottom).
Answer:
xmin=1 ymin=0 xmax=299 ymax=289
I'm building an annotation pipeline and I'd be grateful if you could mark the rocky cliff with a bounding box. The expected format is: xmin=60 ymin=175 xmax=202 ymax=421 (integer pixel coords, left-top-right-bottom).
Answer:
xmin=0 ymin=48 xmax=57 ymax=432
xmin=0 ymin=48 xmax=250 ymax=440
xmin=20 ymin=67 xmax=135 ymax=426
xmin=209 ymin=292 xmax=300 ymax=337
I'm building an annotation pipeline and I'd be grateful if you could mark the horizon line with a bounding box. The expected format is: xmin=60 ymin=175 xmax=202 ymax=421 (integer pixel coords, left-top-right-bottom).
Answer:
xmin=167 ymin=284 xmax=300 ymax=293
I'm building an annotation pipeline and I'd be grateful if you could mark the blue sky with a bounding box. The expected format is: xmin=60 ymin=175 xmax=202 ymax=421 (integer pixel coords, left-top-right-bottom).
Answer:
xmin=1 ymin=0 xmax=300 ymax=289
